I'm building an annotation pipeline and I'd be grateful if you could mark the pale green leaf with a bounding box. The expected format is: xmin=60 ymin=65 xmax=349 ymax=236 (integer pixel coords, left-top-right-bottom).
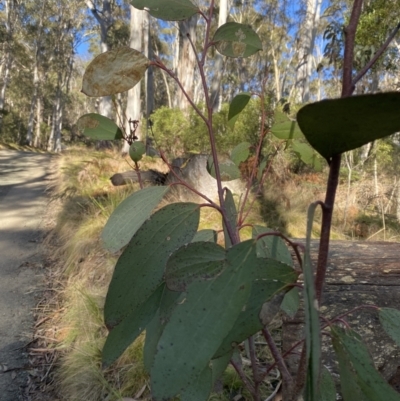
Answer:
xmin=213 ymin=22 xmax=262 ymax=58
xmin=192 ymin=229 xmax=217 ymax=243
xmin=131 ymin=0 xmax=199 ymax=21
xmin=230 ymin=141 xmax=251 ymax=166
xmin=101 ymin=186 xmax=169 ymax=252
xmin=82 ymin=47 xmax=149 ymax=97
xmin=77 ymin=113 xmax=123 ymax=140
xmin=281 ymin=287 xmax=300 ymax=318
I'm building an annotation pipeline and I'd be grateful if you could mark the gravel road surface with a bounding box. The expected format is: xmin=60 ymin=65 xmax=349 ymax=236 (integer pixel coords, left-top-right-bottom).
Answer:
xmin=0 ymin=150 xmax=51 ymax=400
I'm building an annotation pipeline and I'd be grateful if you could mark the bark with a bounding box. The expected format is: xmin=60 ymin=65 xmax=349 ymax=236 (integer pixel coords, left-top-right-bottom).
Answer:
xmin=210 ymin=0 xmax=228 ymax=111
xmin=294 ymin=0 xmax=323 ymax=103
xmin=174 ymin=15 xmax=198 ymax=111
xmin=122 ymin=5 xmax=143 ymax=153
xmin=86 ymin=0 xmax=114 ymax=118
xmin=144 ymin=12 xmax=155 ymax=154
xmin=33 ymin=95 xmax=42 ymax=148
xmin=0 ymin=0 xmax=15 ymax=133
xmin=26 ymin=0 xmax=46 ymax=146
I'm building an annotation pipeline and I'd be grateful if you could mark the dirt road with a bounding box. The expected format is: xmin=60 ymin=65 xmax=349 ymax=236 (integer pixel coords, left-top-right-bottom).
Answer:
xmin=0 ymin=150 xmax=51 ymax=401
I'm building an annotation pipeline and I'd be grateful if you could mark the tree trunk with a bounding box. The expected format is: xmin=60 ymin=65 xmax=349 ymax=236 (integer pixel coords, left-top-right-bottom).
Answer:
xmin=294 ymin=0 xmax=322 ymax=103
xmin=122 ymin=5 xmax=143 ymax=153
xmin=0 ymin=0 xmax=15 ymax=133
xmin=26 ymin=0 xmax=46 ymax=146
xmin=144 ymin=10 xmax=155 ymax=151
xmin=174 ymin=15 xmax=198 ymax=111
xmin=33 ymin=95 xmax=42 ymax=148
xmin=86 ymin=0 xmax=113 ymax=118
xmin=210 ymin=0 xmax=228 ymax=111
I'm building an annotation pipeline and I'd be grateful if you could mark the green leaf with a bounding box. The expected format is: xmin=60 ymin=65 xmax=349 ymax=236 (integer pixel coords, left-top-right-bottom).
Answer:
xmin=379 ymin=308 xmax=400 ymax=347
xmin=316 ymin=367 xmax=337 ymax=401
xmin=129 ymin=141 xmax=146 ymax=162
xmin=143 ymin=288 xmax=184 ymax=372
xmin=211 ymin=351 xmax=233 ymax=384
xmin=332 ymin=326 xmax=400 ymax=401
xmin=281 ymin=287 xmax=300 ymax=318
xmin=150 ymin=240 xmax=255 ymax=401
xmin=252 ymin=225 xmax=293 ymax=266
xmin=332 ymin=329 xmax=366 ymax=401
xmin=271 ymin=112 xmax=303 ymax=140
xmin=192 ymin=229 xmax=217 ymax=243
xmin=104 ymin=202 xmax=200 ymax=329
xmin=215 ymin=257 xmax=297 ymax=357
xmin=207 ymin=156 xmax=241 ymax=181
xmin=102 ymin=284 xmax=164 ymax=367
xmin=213 ymin=22 xmax=263 ymax=58
xmin=230 ymin=141 xmax=251 ymax=166
xmin=292 ymin=142 xmax=322 ymax=172
xmin=165 ymin=242 xmax=226 ymax=291
xmin=101 ymin=186 xmax=169 ymax=252
xmin=257 ymin=157 xmax=267 ymax=181
xmin=228 ymin=93 xmax=252 ymax=128
xmin=180 ymin=366 xmax=213 ymax=401
xmin=304 ymin=203 xmax=321 ymax=401
xmin=297 ymin=92 xmax=400 ymax=161
xmin=82 ymin=47 xmax=149 ymax=97
xmin=131 ymin=0 xmax=199 ymax=21
xmin=223 ymin=189 xmax=237 ymax=248
xmin=77 ymin=113 xmax=123 ymax=140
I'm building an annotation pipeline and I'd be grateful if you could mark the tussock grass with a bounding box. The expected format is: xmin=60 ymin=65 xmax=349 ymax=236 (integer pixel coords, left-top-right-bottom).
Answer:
xmin=43 ymin=146 xmax=400 ymax=401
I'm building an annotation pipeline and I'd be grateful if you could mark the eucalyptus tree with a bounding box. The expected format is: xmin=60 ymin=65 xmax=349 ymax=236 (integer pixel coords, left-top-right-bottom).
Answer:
xmin=122 ymin=5 xmax=143 ymax=151
xmin=0 ymin=0 xmax=18 ymax=133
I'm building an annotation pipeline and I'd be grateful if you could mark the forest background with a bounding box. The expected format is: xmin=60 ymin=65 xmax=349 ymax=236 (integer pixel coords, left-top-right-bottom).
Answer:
xmin=3 ymin=0 xmax=400 ymax=400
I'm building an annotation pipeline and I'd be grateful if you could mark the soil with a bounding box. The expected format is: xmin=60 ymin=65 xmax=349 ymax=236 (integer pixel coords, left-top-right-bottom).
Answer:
xmin=0 ymin=150 xmax=52 ymax=401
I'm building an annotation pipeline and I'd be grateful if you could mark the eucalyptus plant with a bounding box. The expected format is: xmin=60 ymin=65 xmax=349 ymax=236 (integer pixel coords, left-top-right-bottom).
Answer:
xmin=77 ymin=1 xmax=400 ymax=400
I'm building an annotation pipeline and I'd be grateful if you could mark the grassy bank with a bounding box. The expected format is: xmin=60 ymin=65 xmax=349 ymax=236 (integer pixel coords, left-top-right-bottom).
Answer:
xmin=38 ymin=146 xmax=400 ymax=400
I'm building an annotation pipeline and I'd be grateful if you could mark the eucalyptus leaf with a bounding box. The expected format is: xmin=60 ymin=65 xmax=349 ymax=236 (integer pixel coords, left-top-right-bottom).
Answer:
xmin=230 ymin=141 xmax=251 ymax=166
xmin=101 ymin=186 xmax=169 ymax=252
xmin=214 ymin=257 xmax=297 ymax=357
xmin=379 ymin=308 xmax=400 ymax=347
xmin=77 ymin=113 xmax=123 ymax=140
xmin=316 ymin=367 xmax=337 ymax=401
xmin=252 ymin=225 xmax=293 ymax=266
xmin=271 ymin=112 xmax=303 ymax=140
xmin=143 ymin=288 xmax=184 ymax=372
xmin=207 ymin=156 xmax=241 ymax=181
xmin=102 ymin=284 xmax=164 ymax=367
xmin=131 ymin=0 xmax=199 ymax=21
xmin=104 ymin=203 xmax=199 ymax=329
xmin=150 ymin=241 xmax=256 ymax=401
xmin=332 ymin=330 xmax=366 ymax=401
xmin=297 ymin=92 xmax=400 ymax=161
xmin=332 ymin=326 xmax=400 ymax=401
xmin=281 ymin=287 xmax=300 ymax=318
xmin=223 ymin=189 xmax=237 ymax=248
xmin=165 ymin=242 xmax=226 ymax=291
xmin=82 ymin=47 xmax=149 ymax=97
xmin=213 ymin=22 xmax=263 ymax=58
xmin=304 ymin=203 xmax=321 ymax=401
xmin=292 ymin=142 xmax=322 ymax=172
xmin=228 ymin=93 xmax=252 ymax=128
xmin=192 ymin=229 xmax=217 ymax=243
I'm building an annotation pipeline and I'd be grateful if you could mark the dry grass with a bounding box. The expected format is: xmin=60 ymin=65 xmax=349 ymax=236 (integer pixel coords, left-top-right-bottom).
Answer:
xmin=35 ymin=146 xmax=400 ymax=401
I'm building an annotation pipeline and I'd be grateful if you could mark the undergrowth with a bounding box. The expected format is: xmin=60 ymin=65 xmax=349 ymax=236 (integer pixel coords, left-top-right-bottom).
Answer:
xmin=41 ymin=145 xmax=400 ymax=401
